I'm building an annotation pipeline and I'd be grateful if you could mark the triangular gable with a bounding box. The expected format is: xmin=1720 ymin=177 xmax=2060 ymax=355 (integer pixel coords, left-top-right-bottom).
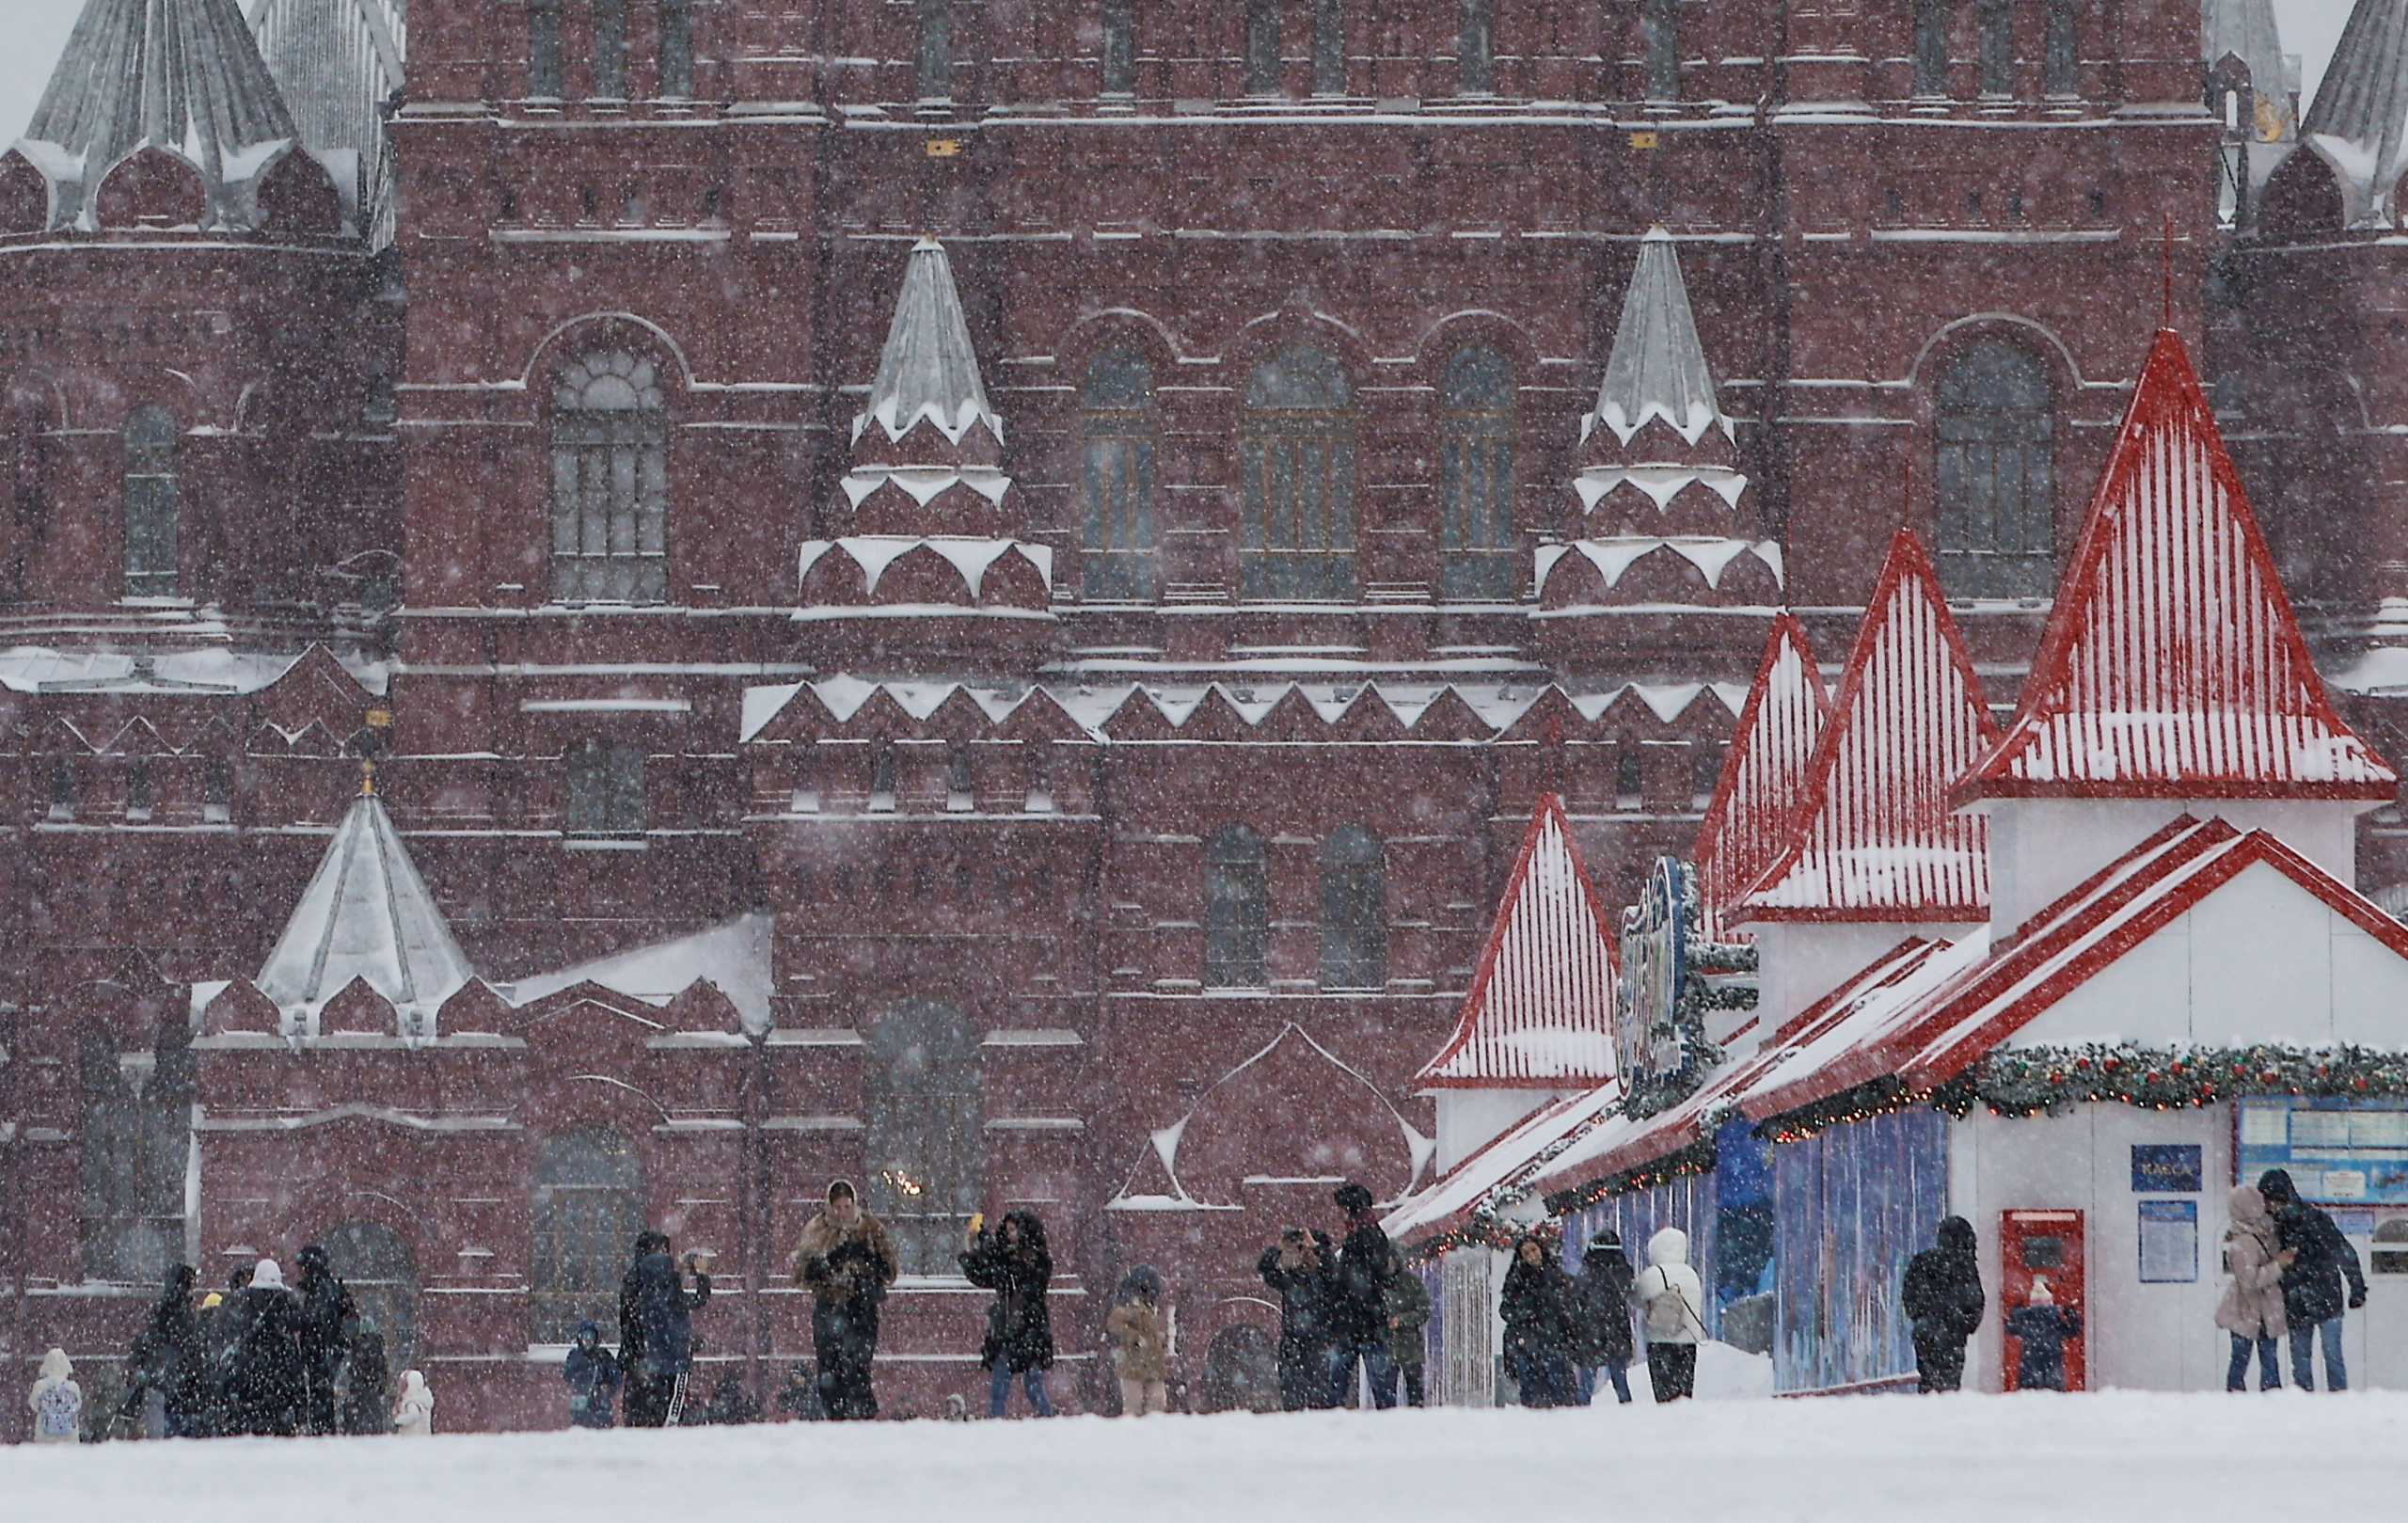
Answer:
xmin=1695 ymin=614 xmax=1830 ymax=936
xmin=1415 ymin=794 xmax=1621 ymax=1090
xmin=1733 ymin=531 xmax=1996 ymax=923
xmin=257 ymin=788 xmax=472 ymax=1017
xmin=1961 ymin=330 xmax=2396 ymax=803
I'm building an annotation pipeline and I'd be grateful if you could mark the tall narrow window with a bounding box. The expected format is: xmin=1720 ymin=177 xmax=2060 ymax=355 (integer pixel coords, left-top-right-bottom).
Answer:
xmin=1912 ymin=0 xmax=1948 ymax=96
xmin=1312 ymin=0 xmax=1345 ymax=95
xmin=1081 ymin=348 xmax=1159 ymax=600
xmin=1246 ymin=0 xmax=1282 ymax=95
xmin=48 ymin=755 xmax=75 ymax=820
xmin=126 ymin=758 xmax=152 ymax=820
xmin=531 ymin=1131 xmax=643 ymax=1343
xmin=1934 ymin=341 xmax=2055 ymax=598
xmin=659 ymin=0 xmax=695 ymax=98
xmin=530 ymin=0 xmax=564 ymax=97
xmin=203 ymin=756 xmax=232 ymax=823
xmin=918 ymin=0 xmax=953 ymax=101
xmin=1319 ymin=826 xmax=1386 ymax=992
xmin=551 ymin=351 xmax=669 ymax=602
xmin=594 ymin=0 xmax=629 ymax=98
xmin=122 ymin=406 xmax=179 ymax=597
xmin=566 ymin=739 xmax=646 ymax=834
xmin=1205 ymin=825 xmax=1270 ymax=989
xmin=1459 ymin=0 xmax=1495 ymax=94
xmin=1642 ymin=0 xmax=1680 ymax=101
xmin=1102 ymin=0 xmax=1136 ymax=94
xmin=864 ymin=1003 xmax=981 ymax=1274
xmin=77 ymin=1015 xmax=192 ymax=1284
xmin=2043 ymin=0 xmax=2078 ymax=96
xmin=1239 ymin=345 xmax=1356 ymax=600
xmin=1438 ymin=346 xmax=1518 ymax=600
xmin=1976 ymin=0 xmax=2010 ymax=95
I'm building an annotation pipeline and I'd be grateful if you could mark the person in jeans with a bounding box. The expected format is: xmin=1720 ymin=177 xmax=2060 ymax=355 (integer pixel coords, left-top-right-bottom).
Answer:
xmin=1569 ymin=1229 xmax=1637 ymax=1405
xmin=962 ymin=1211 xmax=1056 ymax=1418
xmin=2216 ymin=1182 xmax=2291 ymax=1391
xmin=2259 ymin=1169 xmax=2368 ymax=1391
xmin=1324 ymin=1182 xmax=1398 ymax=1408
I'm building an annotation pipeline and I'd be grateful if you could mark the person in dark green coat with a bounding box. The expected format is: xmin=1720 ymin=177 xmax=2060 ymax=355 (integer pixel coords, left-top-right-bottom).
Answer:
xmin=1381 ymin=1251 xmax=1431 ymax=1407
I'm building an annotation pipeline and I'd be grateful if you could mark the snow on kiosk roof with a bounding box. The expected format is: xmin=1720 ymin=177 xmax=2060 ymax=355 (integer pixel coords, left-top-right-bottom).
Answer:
xmin=1413 ymin=793 xmax=1620 ymax=1092
xmin=1956 ymin=329 xmax=2396 ymax=803
xmin=1692 ymin=612 xmax=1830 ymax=938
xmin=1731 ymin=530 xmax=1996 ymax=924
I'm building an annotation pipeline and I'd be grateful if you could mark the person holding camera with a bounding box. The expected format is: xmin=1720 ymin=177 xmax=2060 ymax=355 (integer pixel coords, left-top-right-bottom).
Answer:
xmin=618 ymin=1231 xmax=711 ymax=1427
xmin=1258 ymin=1225 xmax=1337 ymax=1411
xmin=961 ymin=1210 xmax=1057 ymax=1418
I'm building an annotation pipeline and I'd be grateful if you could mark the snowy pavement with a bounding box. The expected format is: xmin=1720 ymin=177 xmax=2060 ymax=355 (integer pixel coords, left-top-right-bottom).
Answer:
xmin=6 ymin=1393 xmax=2404 ymax=1522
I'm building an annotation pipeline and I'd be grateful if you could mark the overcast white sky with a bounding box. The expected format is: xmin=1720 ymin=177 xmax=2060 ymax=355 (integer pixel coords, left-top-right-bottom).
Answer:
xmin=0 ymin=0 xmax=2375 ymax=147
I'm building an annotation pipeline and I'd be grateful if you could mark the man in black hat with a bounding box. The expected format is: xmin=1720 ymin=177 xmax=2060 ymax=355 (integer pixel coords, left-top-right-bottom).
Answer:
xmin=2258 ymin=1169 xmax=2368 ymax=1391
xmin=1324 ymin=1182 xmax=1398 ymax=1408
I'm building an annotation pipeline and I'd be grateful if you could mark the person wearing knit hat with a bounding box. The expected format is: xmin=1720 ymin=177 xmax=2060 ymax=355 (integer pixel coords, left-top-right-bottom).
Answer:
xmin=220 ymin=1257 xmax=308 ymax=1435
xmin=2004 ymin=1277 xmax=2083 ymax=1391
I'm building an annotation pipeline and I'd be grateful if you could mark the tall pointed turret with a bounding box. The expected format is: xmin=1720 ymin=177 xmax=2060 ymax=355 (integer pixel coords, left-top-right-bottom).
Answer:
xmin=1693 ymin=614 xmax=1831 ymax=941
xmin=1536 ymin=230 xmax=1782 ymax=633
xmin=2291 ymin=0 xmax=2408 ymax=223
xmin=797 ymin=241 xmax=1054 ymax=668
xmin=18 ymin=0 xmax=300 ymax=230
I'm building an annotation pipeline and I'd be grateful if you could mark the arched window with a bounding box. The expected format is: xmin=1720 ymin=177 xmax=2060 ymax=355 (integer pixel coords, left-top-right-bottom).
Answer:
xmin=864 ymin=1003 xmax=981 ymax=1275
xmin=1246 ymin=0 xmax=1282 ymax=95
xmin=551 ymin=351 xmax=669 ymax=603
xmin=1439 ymin=346 xmax=1517 ymax=600
xmin=1081 ymin=348 xmax=1159 ymax=600
xmin=659 ymin=0 xmax=696 ymax=98
xmin=1642 ymin=0 xmax=1679 ymax=101
xmin=321 ymin=1222 xmax=420 ymax=1372
xmin=566 ymin=738 xmax=646 ymax=834
xmin=529 ymin=0 xmax=564 ymax=98
xmin=1459 ymin=0 xmax=1495 ymax=94
xmin=123 ymin=406 xmax=179 ymax=597
xmin=2043 ymin=0 xmax=2078 ymax=96
xmin=1312 ymin=0 xmax=1344 ymax=95
xmin=1320 ymin=826 xmax=1386 ymax=991
xmin=531 ymin=1130 xmax=644 ymax=1343
xmin=1912 ymin=0 xmax=1948 ymax=96
xmin=1205 ymin=825 xmax=1270 ymax=988
xmin=1239 ymin=345 xmax=1356 ymax=600
xmin=594 ymin=0 xmax=629 ymax=98
xmin=1976 ymin=0 xmax=2010 ymax=95
xmin=1102 ymin=0 xmax=1137 ymax=94
xmin=918 ymin=0 xmax=952 ymax=102
xmin=1934 ymin=341 xmax=2055 ymax=599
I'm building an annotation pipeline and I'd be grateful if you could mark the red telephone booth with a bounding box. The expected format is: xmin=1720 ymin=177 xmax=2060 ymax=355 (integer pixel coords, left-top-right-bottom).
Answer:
xmin=1999 ymin=1209 xmax=2087 ymax=1391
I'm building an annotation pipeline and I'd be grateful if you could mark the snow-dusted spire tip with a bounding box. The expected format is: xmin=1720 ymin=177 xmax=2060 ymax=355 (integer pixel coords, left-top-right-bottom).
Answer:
xmin=852 ymin=238 xmax=1003 ymax=449
xmin=1591 ymin=227 xmax=1727 ymax=448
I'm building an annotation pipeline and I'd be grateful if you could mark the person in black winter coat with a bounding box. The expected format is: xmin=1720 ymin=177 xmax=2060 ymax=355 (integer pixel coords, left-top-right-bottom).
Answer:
xmin=961 ymin=1210 xmax=1057 ymax=1418
xmin=1324 ymin=1182 xmax=1399 ymax=1409
xmin=2259 ymin=1168 xmax=2369 ymax=1391
xmin=293 ymin=1244 xmax=359 ymax=1436
xmin=1258 ymin=1227 xmax=1338 ymax=1411
xmin=1901 ymin=1216 xmax=1986 ymax=1393
xmin=563 ymin=1320 xmax=621 ymax=1429
xmin=221 ymin=1258 xmax=309 ymax=1436
xmin=1500 ymin=1235 xmax=1578 ymax=1408
xmin=2002 ymin=1277 xmax=2083 ymax=1391
xmin=1570 ymin=1230 xmax=1638 ymax=1405
xmin=122 ymin=1264 xmax=207 ymax=1438
xmin=341 ymin=1330 xmax=391 ymax=1436
xmin=619 ymin=1234 xmax=711 ymax=1427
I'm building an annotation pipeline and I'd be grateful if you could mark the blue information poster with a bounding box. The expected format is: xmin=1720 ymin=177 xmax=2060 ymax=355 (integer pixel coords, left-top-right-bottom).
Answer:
xmin=2237 ymin=1098 xmax=2408 ymax=1206
xmin=2138 ymin=1200 xmax=2198 ymax=1284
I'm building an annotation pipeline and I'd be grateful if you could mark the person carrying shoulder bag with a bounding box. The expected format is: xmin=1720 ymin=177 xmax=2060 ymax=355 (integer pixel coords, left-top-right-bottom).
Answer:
xmin=1634 ymin=1227 xmax=1706 ymax=1403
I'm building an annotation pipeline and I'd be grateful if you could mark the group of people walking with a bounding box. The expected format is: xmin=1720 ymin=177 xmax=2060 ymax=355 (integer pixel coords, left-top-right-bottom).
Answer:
xmin=1256 ymin=1182 xmax=1429 ymax=1410
xmin=28 ymin=1249 xmax=432 ymax=1443
xmin=1492 ymin=1226 xmax=1706 ymax=1407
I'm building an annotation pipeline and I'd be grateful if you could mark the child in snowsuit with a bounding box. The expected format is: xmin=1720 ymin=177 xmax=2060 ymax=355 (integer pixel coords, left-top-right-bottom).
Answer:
xmin=564 ymin=1320 xmax=623 ymax=1428
xmin=1105 ymin=1265 xmax=1171 ymax=1417
xmin=2004 ymin=1278 xmax=2083 ymax=1391
xmin=393 ymin=1369 xmax=436 ymax=1435
xmin=29 ymin=1348 xmax=83 ymax=1444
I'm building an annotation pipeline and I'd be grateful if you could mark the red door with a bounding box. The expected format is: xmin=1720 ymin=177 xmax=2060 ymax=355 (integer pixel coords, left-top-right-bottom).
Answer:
xmin=1998 ymin=1209 xmax=2086 ymax=1391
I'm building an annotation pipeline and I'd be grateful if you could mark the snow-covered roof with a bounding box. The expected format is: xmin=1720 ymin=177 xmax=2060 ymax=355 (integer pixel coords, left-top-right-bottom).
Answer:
xmin=1415 ymin=795 xmax=1622 ymax=1092
xmin=1535 ymin=537 xmax=1781 ymax=595
xmin=852 ymin=239 xmax=1004 ymax=450
xmin=1694 ymin=614 xmax=1830 ymax=938
xmin=2297 ymin=0 xmax=2408 ymax=219
xmin=0 ymin=643 xmax=386 ymax=697
xmin=1380 ymin=1085 xmax=1623 ymax=1245
xmin=504 ymin=914 xmax=775 ymax=1034
xmin=256 ymin=783 xmax=472 ymax=1023
xmin=21 ymin=0 xmax=299 ymax=224
xmin=1959 ymin=330 xmax=2396 ymax=804
xmin=1733 ymin=531 xmax=1995 ymax=924
xmin=1587 ymin=227 xmax=1728 ymax=448
xmin=247 ymin=0 xmax=404 ymax=246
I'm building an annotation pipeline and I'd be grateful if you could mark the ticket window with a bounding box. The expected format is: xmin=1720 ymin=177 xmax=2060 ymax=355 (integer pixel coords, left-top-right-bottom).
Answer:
xmin=1999 ymin=1210 xmax=2087 ymax=1392
xmin=2372 ymin=1216 xmax=2408 ymax=1277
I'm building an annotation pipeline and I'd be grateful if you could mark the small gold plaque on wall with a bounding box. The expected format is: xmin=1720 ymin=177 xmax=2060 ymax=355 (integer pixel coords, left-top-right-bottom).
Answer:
xmin=925 ymin=138 xmax=964 ymax=159
xmin=1628 ymin=132 xmax=1660 ymax=150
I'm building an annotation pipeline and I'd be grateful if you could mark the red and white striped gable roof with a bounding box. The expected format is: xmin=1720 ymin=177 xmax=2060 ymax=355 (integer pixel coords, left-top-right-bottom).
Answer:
xmin=1694 ymin=613 xmax=1831 ymax=938
xmin=1415 ymin=794 xmax=1621 ymax=1091
xmin=1732 ymin=531 xmax=1996 ymax=924
xmin=1961 ymin=329 xmax=2396 ymax=802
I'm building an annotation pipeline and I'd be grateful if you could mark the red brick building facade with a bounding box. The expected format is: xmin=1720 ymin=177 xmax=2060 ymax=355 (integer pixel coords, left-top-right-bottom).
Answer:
xmin=3 ymin=0 xmax=2405 ymax=1430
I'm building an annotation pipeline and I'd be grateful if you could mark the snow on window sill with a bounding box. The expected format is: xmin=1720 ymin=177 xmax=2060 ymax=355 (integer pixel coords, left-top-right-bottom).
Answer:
xmin=562 ymin=835 xmax=647 ymax=852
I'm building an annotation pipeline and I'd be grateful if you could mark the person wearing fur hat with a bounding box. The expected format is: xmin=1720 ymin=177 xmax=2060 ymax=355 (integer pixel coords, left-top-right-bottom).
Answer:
xmin=2003 ymin=1277 xmax=2083 ymax=1391
xmin=1324 ymin=1181 xmax=1398 ymax=1409
xmin=392 ymin=1369 xmax=436 ymax=1436
xmin=792 ymin=1180 xmax=899 ymax=1420
xmin=28 ymin=1348 xmax=83 ymax=1444
xmin=961 ymin=1210 xmax=1057 ymax=1417
xmin=1105 ymin=1265 xmax=1171 ymax=1417
xmin=221 ymin=1257 xmax=308 ymax=1436
xmin=293 ymin=1243 xmax=360 ymax=1436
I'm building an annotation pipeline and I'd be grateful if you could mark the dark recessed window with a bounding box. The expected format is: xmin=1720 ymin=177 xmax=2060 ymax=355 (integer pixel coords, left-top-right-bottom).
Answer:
xmin=1205 ymin=825 xmax=1270 ymax=989
xmin=1320 ymin=826 xmax=1386 ymax=992
xmin=565 ymin=739 xmax=646 ymax=834
xmin=1438 ymin=346 xmax=1519 ymax=600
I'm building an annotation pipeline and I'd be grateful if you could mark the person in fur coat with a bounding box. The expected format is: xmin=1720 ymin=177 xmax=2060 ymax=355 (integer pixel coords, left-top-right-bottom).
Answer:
xmin=792 ymin=1180 xmax=899 ymax=1420
xmin=1105 ymin=1265 xmax=1171 ymax=1417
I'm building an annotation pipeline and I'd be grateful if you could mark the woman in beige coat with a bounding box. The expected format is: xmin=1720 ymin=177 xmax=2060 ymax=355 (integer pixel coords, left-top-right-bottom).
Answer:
xmin=1104 ymin=1265 xmax=1170 ymax=1416
xmin=2216 ymin=1182 xmax=2294 ymax=1391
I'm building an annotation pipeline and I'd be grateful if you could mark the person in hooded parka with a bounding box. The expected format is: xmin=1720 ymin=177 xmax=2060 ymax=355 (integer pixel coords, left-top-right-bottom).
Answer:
xmin=1633 ymin=1227 xmax=1707 ymax=1404
xmin=1569 ymin=1230 xmax=1638 ymax=1406
xmin=222 ymin=1258 xmax=309 ymax=1436
xmin=563 ymin=1320 xmax=622 ymax=1429
xmin=624 ymin=1237 xmax=711 ymax=1426
xmin=1901 ymin=1216 xmax=1986 ymax=1394
xmin=961 ymin=1210 xmax=1057 ymax=1418
xmin=28 ymin=1348 xmax=83 ymax=1444
xmin=126 ymin=1264 xmax=207 ymax=1437
xmin=1499 ymin=1235 xmax=1577 ymax=1408
xmin=293 ymin=1244 xmax=360 ymax=1436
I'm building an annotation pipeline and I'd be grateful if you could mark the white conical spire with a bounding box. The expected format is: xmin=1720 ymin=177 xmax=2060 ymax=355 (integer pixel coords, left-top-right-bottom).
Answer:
xmin=258 ymin=780 xmax=471 ymax=1023
xmin=1589 ymin=228 xmax=1728 ymax=447
xmin=852 ymin=239 xmax=1004 ymax=449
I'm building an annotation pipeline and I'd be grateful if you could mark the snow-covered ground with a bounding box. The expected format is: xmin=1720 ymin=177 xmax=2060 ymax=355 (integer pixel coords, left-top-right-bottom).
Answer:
xmin=7 ymin=1392 xmax=2403 ymax=1522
